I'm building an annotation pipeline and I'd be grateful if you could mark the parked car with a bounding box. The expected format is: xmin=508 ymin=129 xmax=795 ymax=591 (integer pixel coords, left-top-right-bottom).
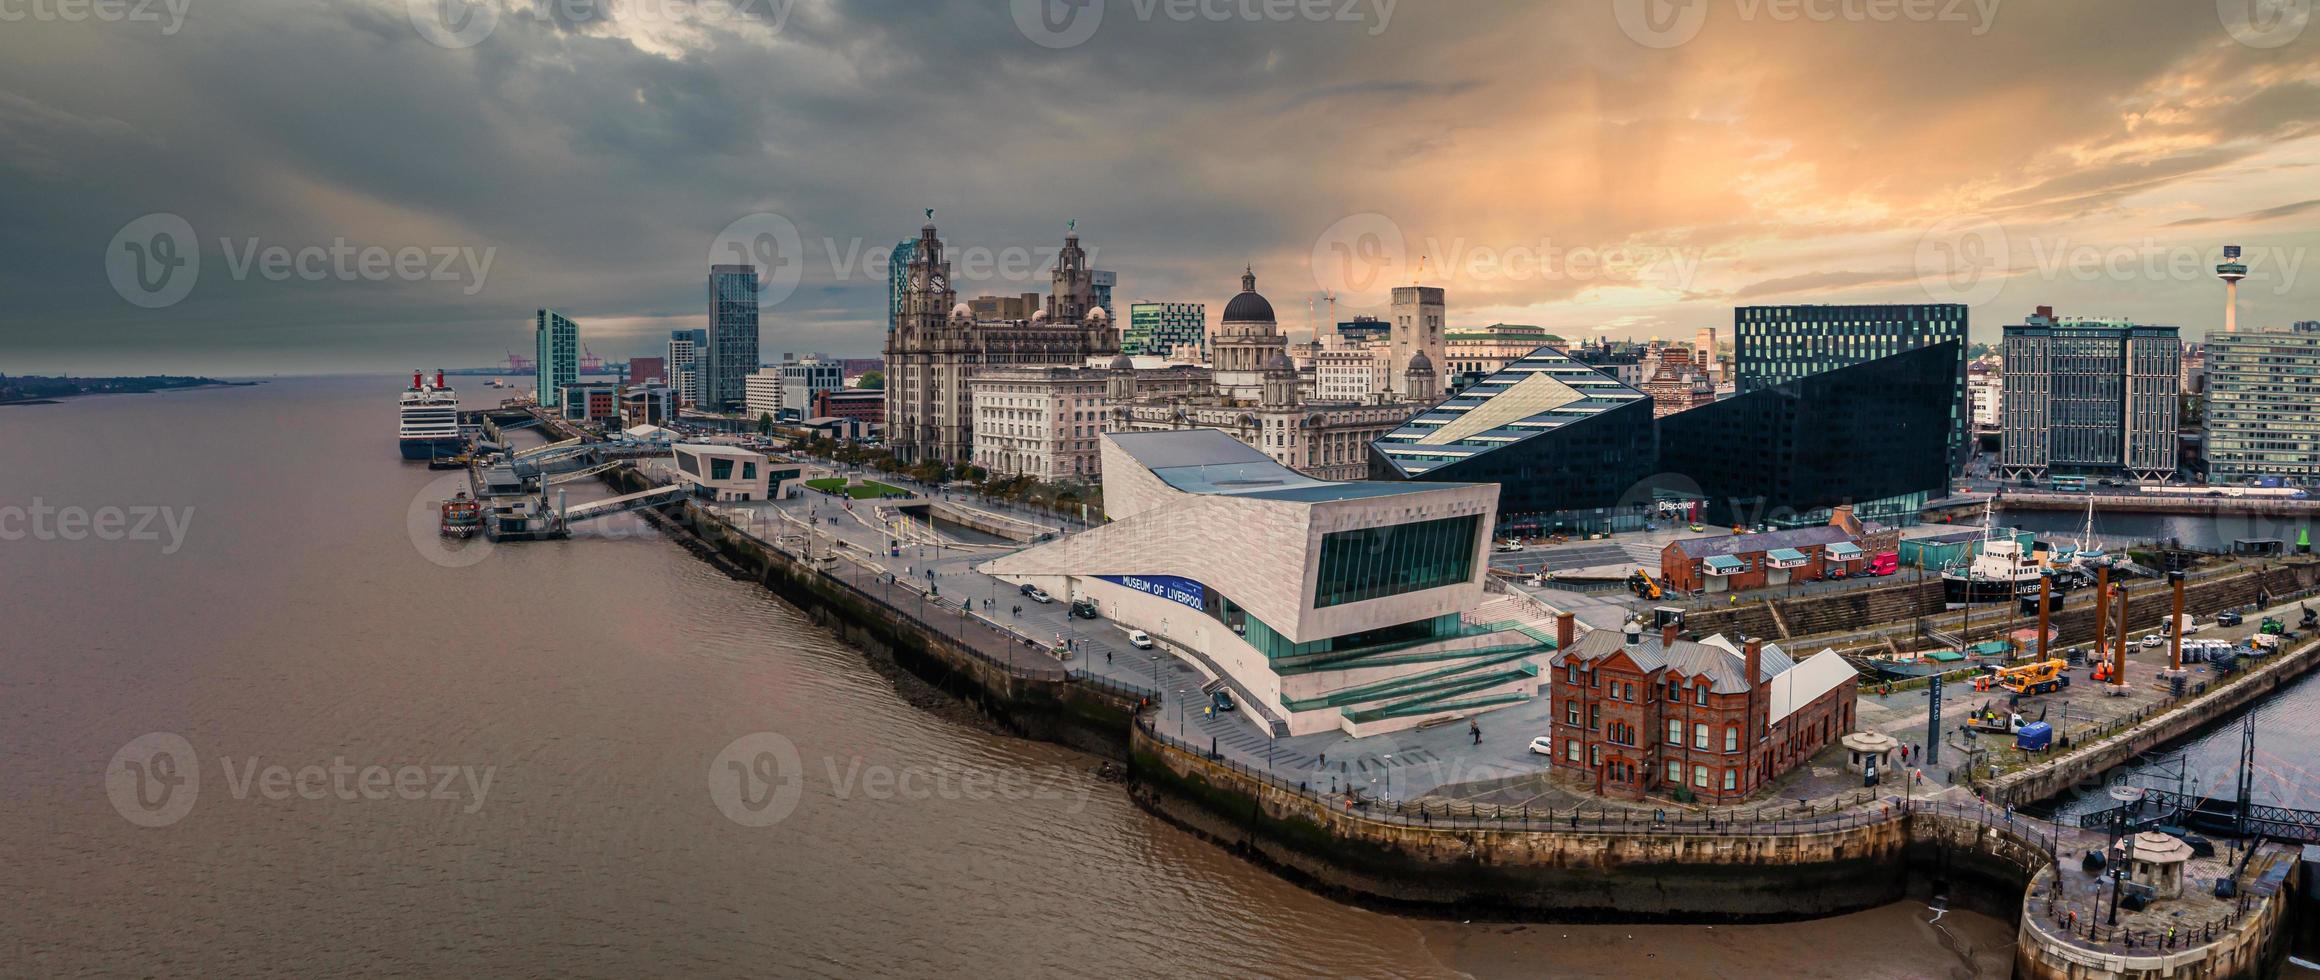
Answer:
xmin=1528 ymin=735 xmax=1554 ymax=756
xmin=2141 ymin=634 xmax=2165 ymax=648
xmin=1070 ymin=598 xmax=1100 ymax=620
xmin=1211 ymin=690 xmax=1236 ymax=712
xmin=1026 ymin=588 xmax=1053 ymax=604
xmin=1494 ymin=541 xmax=1525 ymax=553
xmin=1126 ymin=629 xmax=1154 ymax=650
xmin=1019 ymin=582 xmax=1037 ymax=596
xmin=2218 ymin=611 xmax=2244 ymax=627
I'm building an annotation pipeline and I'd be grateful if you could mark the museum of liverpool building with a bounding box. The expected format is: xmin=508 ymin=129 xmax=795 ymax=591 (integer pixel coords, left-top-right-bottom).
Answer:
xmin=1368 ymin=342 xmax=1960 ymax=533
xmin=980 ymin=429 xmax=1566 ymax=738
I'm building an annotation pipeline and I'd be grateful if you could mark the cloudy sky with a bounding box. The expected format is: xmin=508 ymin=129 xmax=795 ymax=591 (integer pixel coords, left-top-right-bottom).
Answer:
xmin=2 ymin=0 xmax=2315 ymax=375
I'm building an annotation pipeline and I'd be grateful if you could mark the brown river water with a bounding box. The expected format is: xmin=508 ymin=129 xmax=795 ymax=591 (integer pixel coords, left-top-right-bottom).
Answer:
xmin=0 ymin=378 xmax=2012 ymax=977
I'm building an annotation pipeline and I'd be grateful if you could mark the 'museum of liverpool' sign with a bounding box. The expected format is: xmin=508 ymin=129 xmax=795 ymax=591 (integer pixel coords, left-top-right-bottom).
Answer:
xmin=1099 ymin=575 xmax=1204 ymax=610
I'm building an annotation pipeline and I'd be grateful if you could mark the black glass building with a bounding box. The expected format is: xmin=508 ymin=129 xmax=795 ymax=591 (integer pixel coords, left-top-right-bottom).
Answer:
xmin=1734 ymin=304 xmax=1968 ymax=471
xmin=1368 ymin=347 xmax=1660 ymax=534
xmin=1370 ymin=342 xmax=1959 ymax=531
xmin=1657 ymin=340 xmax=1958 ymax=526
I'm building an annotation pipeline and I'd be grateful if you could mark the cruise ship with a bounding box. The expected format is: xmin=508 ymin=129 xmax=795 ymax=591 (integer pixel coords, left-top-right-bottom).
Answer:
xmin=399 ymin=370 xmax=464 ymax=460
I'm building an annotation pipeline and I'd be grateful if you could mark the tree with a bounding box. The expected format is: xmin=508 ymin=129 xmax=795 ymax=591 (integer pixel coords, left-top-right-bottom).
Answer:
xmin=757 ymin=412 xmax=774 ymax=435
xmin=856 ymin=370 xmax=884 ymax=390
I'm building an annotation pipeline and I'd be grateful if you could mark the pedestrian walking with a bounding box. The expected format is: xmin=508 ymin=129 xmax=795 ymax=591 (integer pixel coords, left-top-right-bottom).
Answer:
xmin=1469 ymin=719 xmax=1481 ymax=745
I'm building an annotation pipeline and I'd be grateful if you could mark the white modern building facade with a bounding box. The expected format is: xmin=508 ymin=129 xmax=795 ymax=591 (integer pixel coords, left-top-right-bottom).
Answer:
xmin=742 ymin=369 xmax=784 ymax=422
xmin=982 ymin=430 xmax=1561 ymax=738
xmin=969 ymin=366 xmax=1109 ymax=481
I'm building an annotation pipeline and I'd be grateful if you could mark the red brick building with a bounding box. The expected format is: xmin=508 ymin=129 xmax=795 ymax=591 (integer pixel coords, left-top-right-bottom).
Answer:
xmin=1547 ymin=618 xmax=1859 ymax=803
xmin=813 ymin=388 xmax=884 ymax=425
xmin=1661 ymin=524 xmax=1862 ymax=594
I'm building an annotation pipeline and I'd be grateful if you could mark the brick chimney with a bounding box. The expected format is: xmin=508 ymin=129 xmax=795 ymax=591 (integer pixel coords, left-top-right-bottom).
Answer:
xmin=1556 ymin=611 xmax=1576 ymax=651
xmin=1662 ymin=622 xmax=1681 ymax=647
xmin=1743 ymin=638 xmax=1764 ymax=743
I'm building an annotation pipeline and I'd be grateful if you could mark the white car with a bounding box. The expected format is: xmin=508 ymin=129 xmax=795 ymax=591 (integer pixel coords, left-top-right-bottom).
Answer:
xmin=1027 ymin=588 xmax=1053 ymax=604
xmin=2141 ymin=634 xmax=2165 ymax=648
xmin=1528 ymin=735 xmax=1553 ymax=756
xmin=1126 ymin=629 xmax=1154 ymax=650
xmin=1494 ymin=541 xmax=1525 ymax=553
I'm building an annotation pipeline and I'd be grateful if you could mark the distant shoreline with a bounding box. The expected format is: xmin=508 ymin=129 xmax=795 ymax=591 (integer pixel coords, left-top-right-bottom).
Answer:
xmin=0 ymin=377 xmax=259 ymax=407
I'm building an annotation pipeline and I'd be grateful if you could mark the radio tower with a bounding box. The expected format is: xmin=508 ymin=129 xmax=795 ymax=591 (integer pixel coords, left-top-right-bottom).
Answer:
xmin=2217 ymin=244 xmax=2247 ymax=333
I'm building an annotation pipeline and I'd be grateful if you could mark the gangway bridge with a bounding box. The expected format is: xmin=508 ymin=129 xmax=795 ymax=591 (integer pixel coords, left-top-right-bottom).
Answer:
xmin=556 ymin=485 xmax=689 ymax=525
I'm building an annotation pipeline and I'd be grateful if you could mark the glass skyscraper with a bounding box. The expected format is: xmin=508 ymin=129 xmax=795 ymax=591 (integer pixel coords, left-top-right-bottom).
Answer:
xmin=2205 ymin=323 xmax=2320 ymax=485
xmin=1734 ymin=304 xmax=1968 ymax=469
xmin=886 ymin=239 xmax=916 ymax=332
xmin=1124 ymin=302 xmax=1206 ymax=358
xmin=666 ymin=328 xmax=707 ymax=408
xmin=707 ymin=264 xmax=759 ymax=410
xmin=534 ymin=309 xmax=577 ymax=408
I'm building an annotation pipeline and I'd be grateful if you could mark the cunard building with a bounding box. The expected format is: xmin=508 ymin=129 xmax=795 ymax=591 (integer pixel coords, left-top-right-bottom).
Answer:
xmin=883 ymin=219 xmax=1120 ymax=466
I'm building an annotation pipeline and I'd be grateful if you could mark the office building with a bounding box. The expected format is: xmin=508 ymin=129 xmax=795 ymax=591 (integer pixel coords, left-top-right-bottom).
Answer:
xmin=1734 ymin=304 xmax=1968 ymax=468
xmin=707 ymin=264 xmax=759 ymax=410
xmin=812 ymin=388 xmax=884 ymax=426
xmin=1658 ymin=342 xmax=1959 ymax=526
xmin=628 ymin=357 xmax=666 ymax=386
xmin=969 ymin=366 xmax=1110 ymax=481
xmin=1373 ymin=343 xmax=1959 ymax=531
xmin=557 ymin=383 xmax=617 ymax=423
xmin=1444 ymin=324 xmax=1559 ymax=377
xmin=1090 ymin=269 xmax=1116 ymax=321
xmin=1390 ymin=285 xmax=1447 ymax=397
xmin=883 ymin=221 xmax=1119 ymax=466
xmin=981 ymin=429 xmax=1557 ymax=738
xmin=743 ymin=368 xmax=783 ymax=421
xmin=1549 ymin=626 xmax=1855 ymax=803
xmin=1124 ymin=302 xmax=1207 ymax=358
xmin=666 ymin=329 xmax=707 ymax=408
xmin=780 ymin=358 xmax=844 ymax=420
xmin=535 ymin=309 xmax=578 ymax=408
xmin=2205 ymin=322 xmax=2320 ymax=485
xmin=887 ymin=239 xmax=917 ymax=332
xmin=1337 ymin=316 xmax=1390 ymax=346
xmin=1997 ymin=308 xmax=2181 ymax=483
xmin=618 ymin=384 xmax=676 ymax=428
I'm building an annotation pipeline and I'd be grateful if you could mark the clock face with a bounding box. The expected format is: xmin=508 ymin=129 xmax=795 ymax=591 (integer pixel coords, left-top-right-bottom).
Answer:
xmin=930 ymin=274 xmax=947 ymax=292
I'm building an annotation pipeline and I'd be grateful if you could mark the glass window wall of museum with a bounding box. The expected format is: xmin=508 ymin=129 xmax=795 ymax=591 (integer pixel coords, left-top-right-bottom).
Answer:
xmin=1314 ymin=514 xmax=1482 ymax=608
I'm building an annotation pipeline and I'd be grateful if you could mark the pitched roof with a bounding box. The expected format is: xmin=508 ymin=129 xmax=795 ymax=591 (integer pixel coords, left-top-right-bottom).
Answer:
xmin=1766 ymin=649 xmax=1856 ymax=725
xmin=1669 ymin=525 xmax=1854 ymax=560
xmin=1557 ymin=628 xmax=1789 ymax=694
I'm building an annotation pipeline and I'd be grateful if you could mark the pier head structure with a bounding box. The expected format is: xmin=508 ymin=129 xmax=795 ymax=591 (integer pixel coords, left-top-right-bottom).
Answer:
xmin=981 ymin=429 xmax=1558 ymax=737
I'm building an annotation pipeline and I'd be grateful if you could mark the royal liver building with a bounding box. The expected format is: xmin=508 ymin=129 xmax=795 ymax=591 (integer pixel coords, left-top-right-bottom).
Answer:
xmin=884 ymin=219 xmax=1120 ymax=466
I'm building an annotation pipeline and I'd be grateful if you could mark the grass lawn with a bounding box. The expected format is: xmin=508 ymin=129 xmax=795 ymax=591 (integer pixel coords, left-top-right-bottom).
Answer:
xmin=806 ymin=477 xmax=912 ymax=499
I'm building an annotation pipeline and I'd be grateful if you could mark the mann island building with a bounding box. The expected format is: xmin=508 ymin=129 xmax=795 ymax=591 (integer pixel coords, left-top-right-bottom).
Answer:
xmin=981 ymin=429 xmax=1565 ymax=737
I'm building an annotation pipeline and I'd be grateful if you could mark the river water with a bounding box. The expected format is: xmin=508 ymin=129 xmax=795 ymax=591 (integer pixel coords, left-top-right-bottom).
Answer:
xmin=0 ymin=377 xmax=2018 ymax=977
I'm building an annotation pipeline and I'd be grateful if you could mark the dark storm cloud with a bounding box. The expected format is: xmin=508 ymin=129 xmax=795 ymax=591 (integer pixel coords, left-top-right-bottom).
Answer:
xmin=0 ymin=0 xmax=2314 ymax=374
